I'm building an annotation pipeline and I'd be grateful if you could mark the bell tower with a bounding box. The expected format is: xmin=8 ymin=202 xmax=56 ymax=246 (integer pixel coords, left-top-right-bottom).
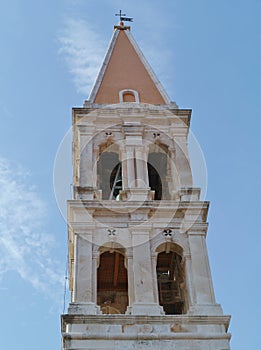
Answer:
xmin=61 ymin=20 xmax=231 ymax=350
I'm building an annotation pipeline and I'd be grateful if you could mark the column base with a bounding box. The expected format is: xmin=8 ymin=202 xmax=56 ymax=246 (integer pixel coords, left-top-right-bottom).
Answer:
xmin=179 ymin=187 xmax=201 ymax=201
xmin=120 ymin=188 xmax=154 ymax=201
xmin=188 ymin=303 xmax=223 ymax=316
xmin=171 ymin=187 xmax=201 ymax=201
xmin=74 ymin=186 xmax=98 ymax=200
xmin=68 ymin=302 xmax=101 ymax=315
xmin=126 ymin=303 xmax=165 ymax=316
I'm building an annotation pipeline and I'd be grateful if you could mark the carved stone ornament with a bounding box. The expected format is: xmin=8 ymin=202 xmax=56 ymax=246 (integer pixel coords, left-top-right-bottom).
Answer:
xmin=162 ymin=228 xmax=173 ymax=241
xmin=107 ymin=229 xmax=117 ymax=240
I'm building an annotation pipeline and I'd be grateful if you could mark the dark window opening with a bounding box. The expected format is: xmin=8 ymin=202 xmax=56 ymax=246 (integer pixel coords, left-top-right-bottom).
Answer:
xmin=97 ymin=251 xmax=128 ymax=314
xmin=148 ymin=151 xmax=168 ymax=200
xmin=157 ymin=251 xmax=186 ymax=314
xmin=148 ymin=163 xmax=162 ymax=200
xmin=97 ymin=152 xmax=122 ymax=199
xmin=110 ymin=163 xmax=122 ymax=200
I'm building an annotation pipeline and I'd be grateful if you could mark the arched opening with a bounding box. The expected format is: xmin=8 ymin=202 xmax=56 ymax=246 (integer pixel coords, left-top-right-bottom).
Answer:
xmin=148 ymin=161 xmax=162 ymax=199
xmin=110 ymin=163 xmax=122 ymax=199
xmin=123 ymin=92 xmax=136 ymax=102
xmin=97 ymin=250 xmax=128 ymax=314
xmin=156 ymin=249 xmax=186 ymax=314
xmin=119 ymin=89 xmax=139 ymax=103
xmin=97 ymin=149 xmax=122 ymax=199
xmin=148 ymin=144 xmax=169 ymax=200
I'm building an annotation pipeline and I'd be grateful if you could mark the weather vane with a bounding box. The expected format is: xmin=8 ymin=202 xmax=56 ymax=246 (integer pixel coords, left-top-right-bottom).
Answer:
xmin=115 ymin=10 xmax=133 ymax=23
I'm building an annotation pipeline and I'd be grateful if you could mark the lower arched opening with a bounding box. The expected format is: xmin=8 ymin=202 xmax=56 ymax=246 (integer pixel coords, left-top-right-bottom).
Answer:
xmin=97 ymin=250 xmax=128 ymax=314
xmin=156 ymin=251 xmax=186 ymax=314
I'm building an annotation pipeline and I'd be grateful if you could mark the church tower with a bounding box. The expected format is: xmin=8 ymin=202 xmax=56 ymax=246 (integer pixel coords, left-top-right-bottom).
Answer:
xmin=61 ymin=19 xmax=231 ymax=350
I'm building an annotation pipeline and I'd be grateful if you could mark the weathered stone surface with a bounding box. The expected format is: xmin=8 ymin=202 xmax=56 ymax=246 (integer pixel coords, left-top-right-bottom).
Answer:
xmin=62 ymin=315 xmax=231 ymax=349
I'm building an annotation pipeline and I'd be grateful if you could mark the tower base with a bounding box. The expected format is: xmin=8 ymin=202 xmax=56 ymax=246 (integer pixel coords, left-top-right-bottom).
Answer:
xmin=62 ymin=314 xmax=231 ymax=350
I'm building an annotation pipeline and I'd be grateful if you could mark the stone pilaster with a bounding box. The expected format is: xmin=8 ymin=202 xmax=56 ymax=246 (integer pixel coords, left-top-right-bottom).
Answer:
xmin=127 ymin=226 xmax=164 ymax=315
xmin=187 ymin=230 xmax=223 ymax=315
xmin=68 ymin=231 xmax=100 ymax=315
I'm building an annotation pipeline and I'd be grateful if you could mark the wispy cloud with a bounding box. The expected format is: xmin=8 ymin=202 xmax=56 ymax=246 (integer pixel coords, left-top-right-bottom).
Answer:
xmin=57 ymin=16 xmax=175 ymax=99
xmin=58 ymin=18 xmax=106 ymax=95
xmin=0 ymin=157 xmax=63 ymax=299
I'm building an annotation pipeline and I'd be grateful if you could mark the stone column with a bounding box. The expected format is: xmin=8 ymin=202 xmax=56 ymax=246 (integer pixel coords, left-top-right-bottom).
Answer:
xmin=77 ymin=126 xmax=96 ymax=200
xmin=92 ymin=250 xmax=100 ymax=304
xmin=126 ymin=145 xmax=135 ymax=188
xmin=183 ymin=253 xmax=196 ymax=309
xmin=121 ymin=125 xmax=152 ymax=200
xmin=174 ymin=136 xmax=193 ymax=188
xmin=79 ymin=127 xmax=94 ymax=187
xmin=68 ymin=230 xmax=100 ymax=315
xmin=125 ymin=248 xmax=134 ymax=311
xmin=135 ymin=146 xmax=149 ymax=188
xmin=142 ymin=145 xmax=150 ymax=187
xmin=168 ymin=146 xmax=180 ymax=199
xmin=123 ymin=124 xmax=144 ymax=189
xmin=129 ymin=227 xmax=164 ymax=315
xmin=119 ymin=146 xmax=128 ymax=190
xmin=92 ymin=146 xmax=99 ymax=188
xmin=151 ymin=252 xmax=159 ymax=304
xmin=187 ymin=231 xmax=223 ymax=315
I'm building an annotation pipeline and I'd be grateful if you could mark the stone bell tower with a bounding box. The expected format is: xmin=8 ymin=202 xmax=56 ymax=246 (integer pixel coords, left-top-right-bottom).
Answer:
xmin=61 ymin=20 xmax=231 ymax=350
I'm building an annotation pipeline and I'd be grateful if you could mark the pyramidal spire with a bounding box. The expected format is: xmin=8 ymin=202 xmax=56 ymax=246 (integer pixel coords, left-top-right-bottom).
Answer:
xmin=89 ymin=23 xmax=170 ymax=105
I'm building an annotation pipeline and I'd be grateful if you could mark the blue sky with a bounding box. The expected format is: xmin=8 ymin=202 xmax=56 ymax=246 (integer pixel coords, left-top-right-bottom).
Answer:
xmin=0 ymin=0 xmax=260 ymax=349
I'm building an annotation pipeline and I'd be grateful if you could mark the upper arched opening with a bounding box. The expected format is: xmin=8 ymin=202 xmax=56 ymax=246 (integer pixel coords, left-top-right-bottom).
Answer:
xmin=119 ymin=89 xmax=139 ymax=103
xmin=148 ymin=143 xmax=170 ymax=200
xmin=97 ymin=144 xmax=122 ymax=199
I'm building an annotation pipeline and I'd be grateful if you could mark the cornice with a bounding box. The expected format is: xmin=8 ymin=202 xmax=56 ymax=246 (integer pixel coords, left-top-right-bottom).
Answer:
xmin=67 ymin=199 xmax=209 ymax=211
xmin=72 ymin=106 xmax=192 ymax=128
xmin=61 ymin=314 xmax=231 ymax=331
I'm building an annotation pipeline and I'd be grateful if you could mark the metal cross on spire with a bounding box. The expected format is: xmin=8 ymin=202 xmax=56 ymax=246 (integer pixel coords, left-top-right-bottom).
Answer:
xmin=115 ymin=10 xmax=133 ymax=23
